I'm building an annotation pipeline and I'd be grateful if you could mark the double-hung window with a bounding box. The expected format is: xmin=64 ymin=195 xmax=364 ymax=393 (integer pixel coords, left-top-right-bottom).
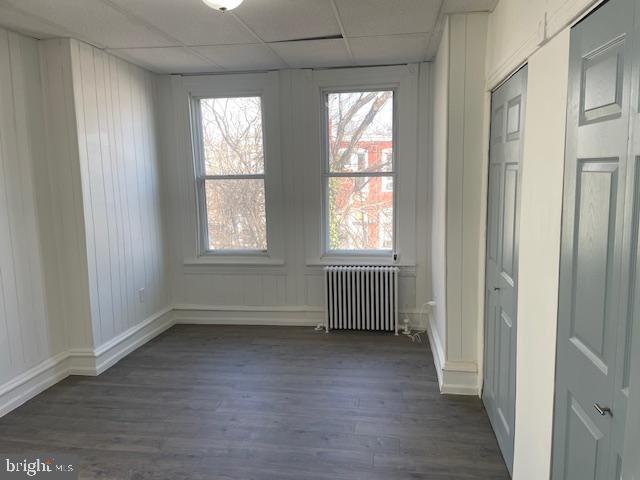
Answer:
xmin=193 ymin=96 xmax=267 ymax=253
xmin=323 ymin=90 xmax=395 ymax=254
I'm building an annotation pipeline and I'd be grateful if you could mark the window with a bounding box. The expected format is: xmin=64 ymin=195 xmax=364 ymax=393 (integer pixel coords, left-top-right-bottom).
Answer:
xmin=324 ymin=90 xmax=395 ymax=252
xmin=194 ymin=96 xmax=267 ymax=252
xmin=380 ymin=149 xmax=393 ymax=192
xmin=378 ymin=207 xmax=393 ymax=249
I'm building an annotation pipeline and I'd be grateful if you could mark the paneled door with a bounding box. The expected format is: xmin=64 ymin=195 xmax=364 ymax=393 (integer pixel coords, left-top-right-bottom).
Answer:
xmin=552 ymin=0 xmax=637 ymax=478
xmin=483 ymin=65 xmax=528 ymax=476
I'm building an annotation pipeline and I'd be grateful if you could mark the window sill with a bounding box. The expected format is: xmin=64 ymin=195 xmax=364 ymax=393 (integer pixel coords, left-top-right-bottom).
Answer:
xmin=184 ymin=255 xmax=285 ymax=267
xmin=306 ymin=256 xmax=412 ymax=267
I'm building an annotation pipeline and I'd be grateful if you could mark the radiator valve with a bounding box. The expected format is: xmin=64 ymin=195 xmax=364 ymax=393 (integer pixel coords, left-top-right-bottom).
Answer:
xmin=402 ymin=318 xmax=411 ymax=335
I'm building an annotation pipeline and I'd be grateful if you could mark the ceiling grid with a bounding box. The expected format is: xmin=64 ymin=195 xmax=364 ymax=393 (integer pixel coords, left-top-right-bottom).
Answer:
xmin=0 ymin=0 xmax=498 ymax=74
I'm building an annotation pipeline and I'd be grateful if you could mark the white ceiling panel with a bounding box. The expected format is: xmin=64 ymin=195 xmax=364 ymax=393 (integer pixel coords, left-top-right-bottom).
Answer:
xmin=3 ymin=0 xmax=174 ymax=48
xmin=270 ymin=39 xmax=352 ymax=69
xmin=234 ymin=0 xmax=340 ymax=42
xmin=107 ymin=0 xmax=255 ymax=46
xmin=0 ymin=4 xmax=71 ymax=39
xmin=334 ymin=0 xmax=439 ymax=37
xmin=350 ymin=34 xmax=427 ymax=66
xmin=442 ymin=0 xmax=499 ymax=13
xmin=110 ymin=47 xmax=219 ymax=74
xmin=193 ymin=44 xmax=287 ymax=71
xmin=0 ymin=0 xmax=495 ymax=73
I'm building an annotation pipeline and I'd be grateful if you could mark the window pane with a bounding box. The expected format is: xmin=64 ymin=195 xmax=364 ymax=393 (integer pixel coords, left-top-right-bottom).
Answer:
xmin=328 ymin=176 xmax=393 ymax=250
xmin=327 ymin=91 xmax=393 ymax=173
xmin=199 ymin=97 xmax=264 ymax=176
xmin=205 ymin=179 xmax=266 ymax=250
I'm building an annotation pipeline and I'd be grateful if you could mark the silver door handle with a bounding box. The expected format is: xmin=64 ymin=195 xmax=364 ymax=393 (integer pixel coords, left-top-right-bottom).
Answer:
xmin=493 ymin=287 xmax=501 ymax=291
xmin=594 ymin=403 xmax=612 ymax=416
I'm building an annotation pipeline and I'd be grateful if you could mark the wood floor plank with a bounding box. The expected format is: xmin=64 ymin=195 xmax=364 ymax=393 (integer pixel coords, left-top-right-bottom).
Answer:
xmin=0 ymin=325 xmax=508 ymax=479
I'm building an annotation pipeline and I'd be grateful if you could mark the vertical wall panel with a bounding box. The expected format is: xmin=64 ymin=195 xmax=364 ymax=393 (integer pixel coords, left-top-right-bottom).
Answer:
xmin=70 ymin=40 xmax=170 ymax=348
xmin=0 ymin=28 xmax=63 ymax=385
xmin=39 ymin=38 xmax=93 ymax=352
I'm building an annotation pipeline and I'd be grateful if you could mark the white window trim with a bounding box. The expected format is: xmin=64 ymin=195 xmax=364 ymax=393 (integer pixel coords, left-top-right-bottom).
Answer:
xmin=321 ymin=88 xmax=397 ymax=256
xmin=191 ymin=95 xmax=268 ymax=256
xmin=302 ymin=65 xmax=419 ymax=267
xmin=173 ymin=72 xmax=284 ymax=266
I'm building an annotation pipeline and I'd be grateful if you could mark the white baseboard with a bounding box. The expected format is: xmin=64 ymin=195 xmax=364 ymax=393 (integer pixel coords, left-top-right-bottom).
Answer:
xmin=0 ymin=352 xmax=70 ymax=418
xmin=172 ymin=304 xmax=323 ymax=326
xmin=426 ymin=318 xmax=447 ymax=387
xmin=426 ymin=319 xmax=479 ymax=396
xmin=173 ymin=305 xmax=428 ymax=330
xmin=68 ymin=307 xmax=175 ymax=375
xmin=0 ymin=307 xmax=174 ymax=418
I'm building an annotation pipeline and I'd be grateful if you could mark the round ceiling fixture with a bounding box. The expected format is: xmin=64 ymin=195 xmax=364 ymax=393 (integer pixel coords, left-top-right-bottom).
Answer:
xmin=202 ymin=0 xmax=244 ymax=12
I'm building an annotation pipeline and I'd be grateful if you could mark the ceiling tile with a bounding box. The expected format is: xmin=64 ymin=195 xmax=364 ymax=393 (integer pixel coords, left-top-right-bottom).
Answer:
xmin=107 ymin=0 xmax=255 ymax=46
xmin=234 ymin=0 xmax=340 ymax=43
xmin=3 ymin=0 xmax=174 ymax=48
xmin=334 ymin=0 xmax=438 ymax=37
xmin=442 ymin=0 xmax=499 ymax=13
xmin=349 ymin=34 xmax=427 ymax=66
xmin=109 ymin=47 xmax=220 ymax=74
xmin=270 ymin=38 xmax=352 ymax=69
xmin=192 ymin=44 xmax=286 ymax=71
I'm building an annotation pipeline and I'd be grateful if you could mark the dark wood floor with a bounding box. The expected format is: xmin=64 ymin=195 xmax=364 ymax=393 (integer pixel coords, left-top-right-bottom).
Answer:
xmin=0 ymin=325 xmax=509 ymax=479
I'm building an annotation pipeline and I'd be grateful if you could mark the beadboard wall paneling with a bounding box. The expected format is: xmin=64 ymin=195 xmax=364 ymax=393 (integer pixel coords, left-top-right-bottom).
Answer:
xmin=69 ymin=40 xmax=170 ymax=348
xmin=38 ymin=38 xmax=93 ymax=352
xmin=0 ymin=28 xmax=61 ymax=386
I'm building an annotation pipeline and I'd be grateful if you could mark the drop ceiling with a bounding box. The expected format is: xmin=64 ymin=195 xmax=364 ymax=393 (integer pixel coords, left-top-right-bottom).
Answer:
xmin=0 ymin=0 xmax=498 ymax=74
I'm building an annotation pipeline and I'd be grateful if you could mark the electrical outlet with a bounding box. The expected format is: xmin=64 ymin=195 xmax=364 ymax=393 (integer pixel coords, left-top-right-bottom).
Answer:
xmin=138 ymin=288 xmax=145 ymax=303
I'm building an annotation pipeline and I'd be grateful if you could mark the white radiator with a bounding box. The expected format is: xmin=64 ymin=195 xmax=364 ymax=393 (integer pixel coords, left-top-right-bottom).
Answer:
xmin=324 ymin=266 xmax=399 ymax=334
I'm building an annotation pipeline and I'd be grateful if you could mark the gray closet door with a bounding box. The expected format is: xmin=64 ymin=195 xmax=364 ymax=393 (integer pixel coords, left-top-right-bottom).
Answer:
xmin=483 ymin=65 xmax=527 ymax=476
xmin=553 ymin=0 xmax=636 ymax=478
xmin=621 ymin=3 xmax=640 ymax=477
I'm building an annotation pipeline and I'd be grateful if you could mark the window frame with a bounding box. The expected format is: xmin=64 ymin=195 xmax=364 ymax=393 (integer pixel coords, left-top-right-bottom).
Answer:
xmin=302 ymin=65 xmax=419 ymax=267
xmin=321 ymin=88 xmax=398 ymax=257
xmin=191 ymin=94 xmax=269 ymax=256
xmin=177 ymin=72 xmax=284 ymax=267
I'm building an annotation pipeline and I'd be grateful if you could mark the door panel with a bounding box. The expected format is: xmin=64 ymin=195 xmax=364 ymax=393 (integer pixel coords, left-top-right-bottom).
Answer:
xmin=483 ymin=65 xmax=527 ymax=476
xmin=501 ymin=164 xmax=518 ymax=282
xmin=581 ymin=40 xmax=625 ymax=123
xmin=565 ymin=394 xmax=605 ymax=479
xmin=571 ymin=161 xmax=619 ymax=368
xmin=553 ymin=0 xmax=635 ymax=478
xmin=488 ymin=163 xmax=501 ymax=262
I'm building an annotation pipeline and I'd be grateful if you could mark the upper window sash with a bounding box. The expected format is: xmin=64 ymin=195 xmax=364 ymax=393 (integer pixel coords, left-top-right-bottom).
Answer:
xmin=322 ymin=89 xmax=397 ymax=175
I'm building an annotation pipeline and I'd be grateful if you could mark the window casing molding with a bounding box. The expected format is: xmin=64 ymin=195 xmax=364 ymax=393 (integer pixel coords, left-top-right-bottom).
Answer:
xmin=173 ymin=72 xmax=284 ymax=266
xmin=302 ymin=65 xmax=419 ymax=266
xmin=191 ymin=95 xmax=268 ymax=255
xmin=321 ymin=88 xmax=398 ymax=257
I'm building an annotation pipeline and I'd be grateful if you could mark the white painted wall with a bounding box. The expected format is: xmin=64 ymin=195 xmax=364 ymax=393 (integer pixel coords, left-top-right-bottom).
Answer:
xmin=39 ymin=38 xmax=93 ymax=352
xmin=158 ymin=65 xmax=432 ymax=327
xmin=0 ymin=27 xmax=60 ymax=389
xmin=510 ymin=28 xmax=569 ymax=480
xmin=68 ymin=39 xmax=170 ymax=348
xmin=431 ymin=17 xmax=449 ymax=355
xmin=1 ymin=34 xmax=172 ymax=417
xmin=486 ymin=0 xmax=600 ymax=87
xmin=427 ymin=13 xmax=488 ymax=395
